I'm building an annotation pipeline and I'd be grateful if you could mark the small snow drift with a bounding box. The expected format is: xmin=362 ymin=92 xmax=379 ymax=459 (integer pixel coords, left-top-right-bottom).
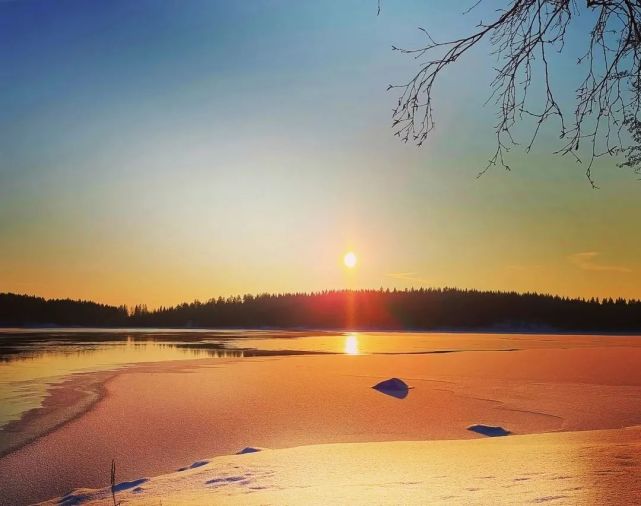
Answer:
xmin=372 ymin=378 xmax=411 ymax=399
xmin=57 ymin=492 xmax=90 ymax=506
xmin=467 ymin=424 xmax=511 ymax=437
xmin=177 ymin=459 xmax=209 ymax=471
xmin=236 ymin=447 xmax=264 ymax=454
xmin=205 ymin=475 xmax=246 ymax=485
xmin=112 ymin=478 xmax=149 ymax=492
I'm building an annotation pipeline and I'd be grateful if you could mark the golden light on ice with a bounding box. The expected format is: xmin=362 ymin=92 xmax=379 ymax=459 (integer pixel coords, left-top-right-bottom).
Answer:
xmin=344 ymin=251 xmax=357 ymax=268
xmin=344 ymin=334 xmax=359 ymax=355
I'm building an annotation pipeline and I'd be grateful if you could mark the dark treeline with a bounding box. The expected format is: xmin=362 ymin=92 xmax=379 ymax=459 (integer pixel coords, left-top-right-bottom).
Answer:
xmin=2 ymin=288 xmax=641 ymax=332
xmin=0 ymin=293 xmax=128 ymax=327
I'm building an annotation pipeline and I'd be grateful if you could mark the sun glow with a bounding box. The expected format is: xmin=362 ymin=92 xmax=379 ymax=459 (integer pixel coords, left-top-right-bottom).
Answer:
xmin=344 ymin=334 xmax=359 ymax=355
xmin=344 ymin=251 xmax=357 ymax=268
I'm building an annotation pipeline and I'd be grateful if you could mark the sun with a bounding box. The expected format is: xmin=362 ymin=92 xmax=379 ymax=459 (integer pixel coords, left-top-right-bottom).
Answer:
xmin=343 ymin=251 xmax=357 ymax=269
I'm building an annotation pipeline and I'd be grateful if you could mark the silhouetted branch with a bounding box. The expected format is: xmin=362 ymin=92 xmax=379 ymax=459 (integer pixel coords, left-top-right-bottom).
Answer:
xmin=388 ymin=0 xmax=641 ymax=185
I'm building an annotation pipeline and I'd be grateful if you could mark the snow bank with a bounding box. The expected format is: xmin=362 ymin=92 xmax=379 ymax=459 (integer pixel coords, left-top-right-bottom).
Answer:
xmin=37 ymin=426 xmax=641 ymax=505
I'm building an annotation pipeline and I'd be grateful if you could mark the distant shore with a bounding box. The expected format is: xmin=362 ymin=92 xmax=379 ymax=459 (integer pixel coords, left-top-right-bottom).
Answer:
xmin=3 ymin=325 xmax=641 ymax=336
xmin=4 ymin=288 xmax=641 ymax=333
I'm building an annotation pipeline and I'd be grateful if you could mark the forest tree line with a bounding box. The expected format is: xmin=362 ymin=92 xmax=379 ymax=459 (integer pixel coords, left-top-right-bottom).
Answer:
xmin=2 ymin=289 xmax=641 ymax=331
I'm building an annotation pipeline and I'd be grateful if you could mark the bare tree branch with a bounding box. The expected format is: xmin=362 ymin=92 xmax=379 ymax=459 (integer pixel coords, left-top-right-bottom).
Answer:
xmin=388 ymin=0 xmax=641 ymax=186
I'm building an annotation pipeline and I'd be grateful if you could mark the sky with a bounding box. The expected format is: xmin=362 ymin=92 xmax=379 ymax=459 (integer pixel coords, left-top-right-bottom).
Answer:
xmin=1 ymin=0 xmax=640 ymax=308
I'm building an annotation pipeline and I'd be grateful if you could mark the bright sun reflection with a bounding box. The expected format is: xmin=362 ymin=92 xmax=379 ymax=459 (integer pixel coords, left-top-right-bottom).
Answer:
xmin=344 ymin=334 xmax=359 ymax=355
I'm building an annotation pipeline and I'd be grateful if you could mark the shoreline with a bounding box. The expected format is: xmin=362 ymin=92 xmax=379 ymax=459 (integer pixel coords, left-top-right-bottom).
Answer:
xmin=4 ymin=326 xmax=641 ymax=336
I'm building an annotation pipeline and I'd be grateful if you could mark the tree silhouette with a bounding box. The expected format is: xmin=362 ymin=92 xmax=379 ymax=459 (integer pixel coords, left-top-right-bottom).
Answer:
xmin=3 ymin=289 xmax=641 ymax=331
xmin=387 ymin=0 xmax=641 ymax=186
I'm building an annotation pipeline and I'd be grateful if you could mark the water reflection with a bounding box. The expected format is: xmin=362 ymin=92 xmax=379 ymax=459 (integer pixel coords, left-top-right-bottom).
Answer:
xmin=0 ymin=337 xmax=244 ymax=429
xmin=344 ymin=334 xmax=359 ymax=355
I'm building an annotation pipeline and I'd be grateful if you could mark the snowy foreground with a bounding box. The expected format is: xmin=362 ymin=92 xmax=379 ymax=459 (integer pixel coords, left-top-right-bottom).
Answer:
xmin=40 ymin=426 xmax=641 ymax=505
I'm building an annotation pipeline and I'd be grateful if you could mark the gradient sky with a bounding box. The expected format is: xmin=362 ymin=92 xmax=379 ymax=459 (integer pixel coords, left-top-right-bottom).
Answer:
xmin=1 ymin=0 xmax=640 ymax=308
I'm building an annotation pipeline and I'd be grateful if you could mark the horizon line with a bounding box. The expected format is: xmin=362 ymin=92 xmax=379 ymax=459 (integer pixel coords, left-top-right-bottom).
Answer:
xmin=2 ymin=286 xmax=640 ymax=311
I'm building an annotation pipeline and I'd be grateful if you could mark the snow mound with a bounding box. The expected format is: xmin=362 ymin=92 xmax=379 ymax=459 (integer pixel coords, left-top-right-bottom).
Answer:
xmin=178 ymin=460 xmax=209 ymax=471
xmin=57 ymin=492 xmax=91 ymax=505
xmin=467 ymin=424 xmax=511 ymax=437
xmin=112 ymin=478 xmax=148 ymax=492
xmin=236 ymin=447 xmax=265 ymax=454
xmin=372 ymin=377 xmax=411 ymax=399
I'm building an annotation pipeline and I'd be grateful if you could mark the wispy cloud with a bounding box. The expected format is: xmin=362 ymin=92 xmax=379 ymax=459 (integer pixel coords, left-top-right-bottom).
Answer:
xmin=386 ymin=272 xmax=432 ymax=284
xmin=568 ymin=252 xmax=632 ymax=273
